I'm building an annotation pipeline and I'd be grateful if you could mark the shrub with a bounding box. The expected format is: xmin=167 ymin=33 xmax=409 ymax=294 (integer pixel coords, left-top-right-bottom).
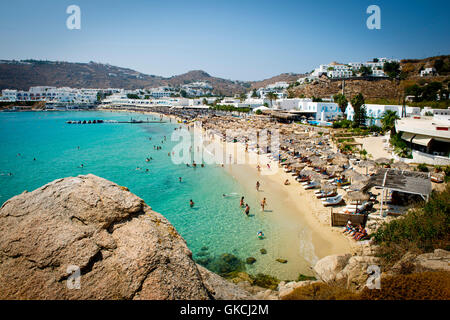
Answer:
xmin=417 ymin=163 xmax=429 ymax=172
xmin=359 ymin=272 xmax=450 ymax=300
xmin=373 ymin=185 xmax=450 ymax=265
xmin=281 ymin=282 xmax=358 ymax=300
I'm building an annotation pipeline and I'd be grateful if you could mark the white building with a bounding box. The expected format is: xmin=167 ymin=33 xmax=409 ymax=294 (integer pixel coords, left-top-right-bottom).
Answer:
xmin=275 ymin=98 xmax=342 ymax=121
xmin=420 ymin=67 xmax=436 ymax=77
xmin=346 ymin=104 xmax=420 ymax=126
xmin=396 ymin=113 xmax=450 ymax=165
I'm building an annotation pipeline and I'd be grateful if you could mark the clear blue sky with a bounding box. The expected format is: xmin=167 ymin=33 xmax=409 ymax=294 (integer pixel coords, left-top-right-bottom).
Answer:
xmin=0 ymin=0 xmax=449 ymax=81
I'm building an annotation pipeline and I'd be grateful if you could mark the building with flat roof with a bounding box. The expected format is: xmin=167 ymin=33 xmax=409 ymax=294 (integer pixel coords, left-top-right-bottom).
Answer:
xmin=396 ymin=114 xmax=450 ymax=165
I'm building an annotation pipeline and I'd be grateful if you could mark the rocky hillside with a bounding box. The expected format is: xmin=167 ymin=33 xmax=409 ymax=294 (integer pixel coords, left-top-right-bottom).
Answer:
xmin=0 ymin=174 xmax=257 ymax=300
xmin=289 ymin=55 xmax=450 ymax=102
xmin=250 ymin=73 xmax=304 ymax=90
xmin=0 ymin=60 xmax=253 ymax=96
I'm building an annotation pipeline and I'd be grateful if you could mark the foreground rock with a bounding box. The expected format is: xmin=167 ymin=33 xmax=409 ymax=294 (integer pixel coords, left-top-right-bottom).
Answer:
xmin=0 ymin=174 xmax=254 ymax=300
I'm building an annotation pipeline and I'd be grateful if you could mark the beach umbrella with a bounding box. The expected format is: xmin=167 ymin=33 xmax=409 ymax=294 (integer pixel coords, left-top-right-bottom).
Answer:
xmin=320 ymin=182 xmax=336 ymax=193
xmin=375 ymin=157 xmax=391 ymax=165
xmin=358 ymin=160 xmax=376 ymax=175
xmin=331 ymin=154 xmax=349 ymax=166
xmin=327 ymin=165 xmax=344 ymax=175
xmin=391 ymin=161 xmax=410 ymax=170
xmin=291 ymin=163 xmax=307 ymax=171
xmin=345 ymin=191 xmax=370 ymax=213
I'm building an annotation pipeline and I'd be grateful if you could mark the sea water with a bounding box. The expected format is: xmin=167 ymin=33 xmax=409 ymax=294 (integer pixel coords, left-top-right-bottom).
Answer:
xmin=0 ymin=111 xmax=316 ymax=279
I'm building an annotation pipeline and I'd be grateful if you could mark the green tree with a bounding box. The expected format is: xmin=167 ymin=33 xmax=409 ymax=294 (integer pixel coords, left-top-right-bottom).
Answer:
xmin=251 ymin=90 xmax=258 ymax=98
xmin=383 ymin=61 xmax=401 ymax=79
xmin=351 ymin=93 xmax=366 ymax=127
xmin=239 ymin=93 xmax=247 ymax=102
xmin=333 ymin=93 xmax=348 ymax=116
xmin=380 ymin=110 xmax=400 ymax=135
xmin=266 ymin=92 xmax=277 ymax=107
xmin=126 ymin=94 xmax=140 ymax=99
xmin=358 ymin=65 xmax=372 ymax=76
xmin=180 ymin=90 xmax=187 ymax=98
xmin=404 ymin=84 xmax=423 ymax=102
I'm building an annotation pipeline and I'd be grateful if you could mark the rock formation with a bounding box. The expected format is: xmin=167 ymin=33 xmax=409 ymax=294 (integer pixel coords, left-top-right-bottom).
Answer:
xmin=0 ymin=174 xmax=254 ymax=300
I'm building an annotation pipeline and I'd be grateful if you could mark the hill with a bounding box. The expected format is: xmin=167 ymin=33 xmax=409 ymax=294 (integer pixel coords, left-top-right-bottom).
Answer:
xmin=288 ymin=55 xmax=450 ymax=104
xmin=0 ymin=60 xmax=262 ymax=96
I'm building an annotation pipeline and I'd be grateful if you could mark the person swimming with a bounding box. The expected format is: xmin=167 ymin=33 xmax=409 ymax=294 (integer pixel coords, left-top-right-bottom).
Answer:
xmin=257 ymin=231 xmax=264 ymax=239
xmin=179 ymin=177 xmax=182 ymax=182
xmin=190 ymin=199 xmax=194 ymax=208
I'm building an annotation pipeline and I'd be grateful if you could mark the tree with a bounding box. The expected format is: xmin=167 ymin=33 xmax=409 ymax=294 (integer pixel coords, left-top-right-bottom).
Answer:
xmin=251 ymin=90 xmax=258 ymax=98
xmin=404 ymin=84 xmax=423 ymax=102
xmin=373 ymin=58 xmax=379 ymax=63
xmin=239 ymin=93 xmax=247 ymax=102
xmin=358 ymin=65 xmax=372 ymax=76
xmin=422 ymin=81 xmax=443 ymax=101
xmin=126 ymin=94 xmax=139 ymax=99
xmin=202 ymin=98 xmax=208 ymax=105
xmin=333 ymin=93 xmax=348 ymax=116
xmin=383 ymin=61 xmax=401 ymax=79
xmin=266 ymin=92 xmax=277 ymax=107
xmin=380 ymin=110 xmax=400 ymax=135
xmin=180 ymin=90 xmax=187 ymax=98
xmin=351 ymin=93 xmax=366 ymax=127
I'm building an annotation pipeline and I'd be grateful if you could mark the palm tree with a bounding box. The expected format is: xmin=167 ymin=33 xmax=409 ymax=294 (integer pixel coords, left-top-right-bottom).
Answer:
xmin=266 ymin=92 xmax=277 ymax=107
xmin=380 ymin=110 xmax=400 ymax=136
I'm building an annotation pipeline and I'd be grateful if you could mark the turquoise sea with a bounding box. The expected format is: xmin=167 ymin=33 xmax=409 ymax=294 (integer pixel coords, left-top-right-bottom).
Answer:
xmin=0 ymin=111 xmax=315 ymax=279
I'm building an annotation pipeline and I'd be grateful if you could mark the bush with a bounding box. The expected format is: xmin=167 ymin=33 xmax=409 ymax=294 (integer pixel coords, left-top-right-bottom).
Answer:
xmin=359 ymin=272 xmax=450 ymax=300
xmin=373 ymin=185 xmax=450 ymax=264
xmin=417 ymin=163 xmax=429 ymax=172
xmin=333 ymin=119 xmax=352 ymax=128
xmin=281 ymin=282 xmax=357 ymax=300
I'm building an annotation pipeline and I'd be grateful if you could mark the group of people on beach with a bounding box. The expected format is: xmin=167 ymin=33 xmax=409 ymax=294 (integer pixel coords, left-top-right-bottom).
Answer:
xmin=343 ymin=221 xmax=368 ymax=241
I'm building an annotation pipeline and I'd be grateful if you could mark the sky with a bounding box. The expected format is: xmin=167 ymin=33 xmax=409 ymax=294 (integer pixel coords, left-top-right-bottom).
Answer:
xmin=0 ymin=0 xmax=449 ymax=81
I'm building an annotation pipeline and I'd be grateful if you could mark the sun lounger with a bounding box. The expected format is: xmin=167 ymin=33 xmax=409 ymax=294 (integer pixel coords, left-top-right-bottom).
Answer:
xmin=322 ymin=195 xmax=343 ymax=206
xmin=304 ymin=181 xmax=319 ymax=190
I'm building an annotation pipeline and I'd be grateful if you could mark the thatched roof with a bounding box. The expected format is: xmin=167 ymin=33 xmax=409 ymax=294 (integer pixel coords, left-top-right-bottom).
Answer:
xmin=363 ymin=168 xmax=432 ymax=197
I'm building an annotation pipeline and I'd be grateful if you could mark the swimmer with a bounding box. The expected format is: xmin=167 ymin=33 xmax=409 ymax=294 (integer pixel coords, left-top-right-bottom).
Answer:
xmin=240 ymin=196 xmax=244 ymax=207
xmin=179 ymin=177 xmax=182 ymax=182
xmin=145 ymin=169 xmax=149 ymax=172
xmin=80 ymin=164 xmax=84 ymax=168
xmin=257 ymin=231 xmax=264 ymax=239
xmin=189 ymin=199 xmax=194 ymax=208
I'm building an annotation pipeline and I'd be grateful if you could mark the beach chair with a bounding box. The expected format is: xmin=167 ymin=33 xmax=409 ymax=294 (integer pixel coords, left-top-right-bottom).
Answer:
xmin=322 ymin=194 xmax=343 ymax=206
xmin=304 ymin=181 xmax=320 ymax=190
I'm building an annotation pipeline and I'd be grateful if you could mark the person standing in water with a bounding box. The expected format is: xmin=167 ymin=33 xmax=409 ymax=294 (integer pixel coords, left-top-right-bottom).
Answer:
xmin=190 ymin=199 xmax=194 ymax=208
xmin=260 ymin=198 xmax=267 ymax=211
xmin=244 ymin=204 xmax=250 ymax=216
xmin=240 ymin=196 xmax=244 ymax=207
xmin=179 ymin=177 xmax=182 ymax=182
xmin=256 ymin=181 xmax=260 ymax=191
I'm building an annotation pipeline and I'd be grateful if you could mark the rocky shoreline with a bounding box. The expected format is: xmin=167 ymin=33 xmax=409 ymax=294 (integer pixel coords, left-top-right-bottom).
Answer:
xmin=0 ymin=174 xmax=448 ymax=300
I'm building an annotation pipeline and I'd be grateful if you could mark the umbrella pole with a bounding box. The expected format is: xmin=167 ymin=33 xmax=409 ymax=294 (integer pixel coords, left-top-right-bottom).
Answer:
xmin=379 ymin=188 xmax=384 ymax=216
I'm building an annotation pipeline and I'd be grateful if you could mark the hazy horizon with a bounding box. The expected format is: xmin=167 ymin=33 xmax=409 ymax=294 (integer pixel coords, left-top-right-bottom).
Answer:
xmin=0 ymin=0 xmax=449 ymax=81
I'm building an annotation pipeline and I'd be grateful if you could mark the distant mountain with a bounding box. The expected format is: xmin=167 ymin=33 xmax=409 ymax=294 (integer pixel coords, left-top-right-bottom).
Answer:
xmin=0 ymin=60 xmax=291 ymax=96
xmin=250 ymin=73 xmax=305 ymax=89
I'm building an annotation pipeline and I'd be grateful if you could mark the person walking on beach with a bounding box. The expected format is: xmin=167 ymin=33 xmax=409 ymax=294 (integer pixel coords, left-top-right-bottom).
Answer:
xmin=240 ymin=196 xmax=245 ymax=207
xmin=260 ymin=198 xmax=267 ymax=211
xmin=244 ymin=204 xmax=250 ymax=216
xmin=190 ymin=199 xmax=194 ymax=208
xmin=256 ymin=181 xmax=260 ymax=191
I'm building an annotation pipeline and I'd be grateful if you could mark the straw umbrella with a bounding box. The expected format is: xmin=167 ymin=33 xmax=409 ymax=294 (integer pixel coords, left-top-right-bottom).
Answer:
xmin=358 ymin=160 xmax=376 ymax=175
xmin=375 ymin=157 xmax=391 ymax=165
xmin=331 ymin=154 xmax=349 ymax=166
xmin=345 ymin=191 xmax=370 ymax=214
xmin=391 ymin=161 xmax=410 ymax=171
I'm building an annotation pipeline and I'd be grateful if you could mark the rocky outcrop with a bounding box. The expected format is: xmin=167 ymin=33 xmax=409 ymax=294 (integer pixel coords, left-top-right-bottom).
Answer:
xmin=0 ymin=174 xmax=255 ymax=300
xmin=313 ymin=253 xmax=381 ymax=291
xmin=390 ymin=249 xmax=450 ymax=275
xmin=277 ymin=280 xmax=321 ymax=300
xmin=313 ymin=254 xmax=351 ymax=283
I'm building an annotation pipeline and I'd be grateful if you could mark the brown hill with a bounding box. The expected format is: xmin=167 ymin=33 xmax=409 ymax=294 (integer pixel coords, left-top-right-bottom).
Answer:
xmin=250 ymin=73 xmax=304 ymax=89
xmin=289 ymin=55 xmax=450 ymax=102
xmin=0 ymin=60 xmax=252 ymax=96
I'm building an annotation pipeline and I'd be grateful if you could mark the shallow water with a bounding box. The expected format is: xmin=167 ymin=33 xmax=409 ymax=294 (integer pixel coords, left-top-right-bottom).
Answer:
xmin=0 ymin=111 xmax=316 ymax=279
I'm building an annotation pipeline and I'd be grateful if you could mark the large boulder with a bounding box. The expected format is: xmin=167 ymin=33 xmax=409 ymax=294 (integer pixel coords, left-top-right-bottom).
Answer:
xmin=335 ymin=256 xmax=381 ymax=290
xmin=413 ymin=249 xmax=450 ymax=273
xmin=313 ymin=254 xmax=351 ymax=283
xmin=0 ymin=174 xmax=252 ymax=300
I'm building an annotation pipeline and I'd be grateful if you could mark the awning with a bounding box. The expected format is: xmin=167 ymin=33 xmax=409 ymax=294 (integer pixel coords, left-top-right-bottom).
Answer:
xmin=401 ymin=132 xmax=415 ymax=142
xmin=412 ymin=134 xmax=432 ymax=147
